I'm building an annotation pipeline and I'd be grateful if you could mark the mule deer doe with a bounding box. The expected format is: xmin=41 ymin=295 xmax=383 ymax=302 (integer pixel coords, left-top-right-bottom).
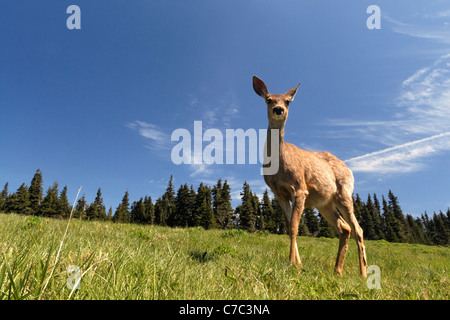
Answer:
xmin=253 ymin=76 xmax=367 ymax=277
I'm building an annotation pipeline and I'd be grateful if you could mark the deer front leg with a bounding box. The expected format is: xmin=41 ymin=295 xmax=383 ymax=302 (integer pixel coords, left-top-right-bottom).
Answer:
xmin=276 ymin=196 xmax=298 ymax=266
xmin=289 ymin=193 xmax=306 ymax=267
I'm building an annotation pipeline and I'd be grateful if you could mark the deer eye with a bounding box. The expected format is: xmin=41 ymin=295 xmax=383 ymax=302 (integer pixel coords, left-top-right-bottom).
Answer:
xmin=266 ymin=98 xmax=274 ymax=104
xmin=285 ymin=100 xmax=290 ymax=106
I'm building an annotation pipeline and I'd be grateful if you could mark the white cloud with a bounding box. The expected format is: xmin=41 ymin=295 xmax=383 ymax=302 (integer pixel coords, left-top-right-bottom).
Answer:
xmin=333 ymin=54 xmax=450 ymax=174
xmin=127 ymin=120 xmax=172 ymax=152
xmin=385 ymin=13 xmax=450 ymax=44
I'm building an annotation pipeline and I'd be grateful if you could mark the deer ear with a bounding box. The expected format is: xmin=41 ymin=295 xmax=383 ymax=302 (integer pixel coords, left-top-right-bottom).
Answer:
xmin=253 ymin=76 xmax=270 ymax=99
xmin=285 ymin=83 xmax=301 ymax=101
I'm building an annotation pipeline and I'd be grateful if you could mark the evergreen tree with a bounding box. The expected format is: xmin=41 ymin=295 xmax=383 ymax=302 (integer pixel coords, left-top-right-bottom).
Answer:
xmin=317 ymin=214 xmax=336 ymax=238
xmin=28 ymin=169 xmax=43 ymax=215
xmin=154 ymin=197 xmax=164 ymax=225
xmin=382 ymin=196 xmax=399 ymax=242
xmin=369 ymin=194 xmax=384 ymax=240
xmin=0 ymin=182 xmax=9 ymax=212
xmin=271 ymin=196 xmax=286 ymax=234
xmin=58 ymin=186 xmax=71 ymax=219
xmin=360 ymin=195 xmax=376 ymax=240
xmin=39 ymin=182 xmax=60 ymax=217
xmin=73 ymin=194 xmax=87 ymax=219
xmin=113 ymin=190 xmax=130 ymax=223
xmin=297 ymin=215 xmax=310 ymax=236
xmin=107 ymin=206 xmax=113 ymax=221
xmin=212 ymin=179 xmax=233 ymax=229
xmin=388 ymin=190 xmax=408 ymax=242
xmin=405 ymin=214 xmax=428 ymax=244
xmin=253 ymin=193 xmax=263 ymax=231
xmin=143 ymin=196 xmax=155 ymax=224
xmin=156 ymin=176 xmax=176 ymax=226
xmin=131 ymin=197 xmax=146 ymax=224
xmin=413 ymin=216 xmax=432 ymax=245
xmin=421 ymin=212 xmax=434 ymax=243
xmin=353 ymin=193 xmax=364 ymax=223
xmin=199 ymin=196 xmax=215 ymax=229
xmin=237 ymin=182 xmax=256 ymax=232
xmin=171 ymin=184 xmax=191 ymax=227
xmin=192 ymin=183 xmax=214 ymax=228
xmin=432 ymin=212 xmax=450 ymax=246
xmin=87 ymin=188 xmax=106 ymax=221
xmin=7 ymin=183 xmax=32 ymax=214
xmin=261 ymin=190 xmax=276 ymax=233
xmin=373 ymin=193 xmax=381 ymax=216
xmin=303 ymin=207 xmax=319 ymax=237
xmin=446 ymin=208 xmax=450 ymax=231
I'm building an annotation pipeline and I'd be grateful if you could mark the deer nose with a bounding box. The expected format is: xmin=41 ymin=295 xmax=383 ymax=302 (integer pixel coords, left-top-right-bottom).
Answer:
xmin=273 ymin=107 xmax=284 ymax=115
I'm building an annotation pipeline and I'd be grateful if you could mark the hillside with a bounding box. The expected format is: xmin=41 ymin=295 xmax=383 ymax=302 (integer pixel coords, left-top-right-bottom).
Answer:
xmin=0 ymin=213 xmax=448 ymax=300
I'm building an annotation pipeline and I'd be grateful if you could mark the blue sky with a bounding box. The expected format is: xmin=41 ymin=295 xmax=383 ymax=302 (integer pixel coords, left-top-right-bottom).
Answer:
xmin=1 ymin=1 xmax=449 ymax=216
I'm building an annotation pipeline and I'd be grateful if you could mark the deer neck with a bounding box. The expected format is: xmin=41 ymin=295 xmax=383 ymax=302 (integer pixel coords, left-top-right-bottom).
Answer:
xmin=266 ymin=120 xmax=286 ymax=161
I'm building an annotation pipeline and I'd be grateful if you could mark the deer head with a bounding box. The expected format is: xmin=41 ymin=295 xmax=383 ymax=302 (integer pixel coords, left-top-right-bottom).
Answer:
xmin=253 ymin=76 xmax=301 ymax=127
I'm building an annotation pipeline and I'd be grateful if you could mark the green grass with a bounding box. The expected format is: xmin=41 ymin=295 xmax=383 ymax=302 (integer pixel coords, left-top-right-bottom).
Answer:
xmin=0 ymin=213 xmax=448 ymax=300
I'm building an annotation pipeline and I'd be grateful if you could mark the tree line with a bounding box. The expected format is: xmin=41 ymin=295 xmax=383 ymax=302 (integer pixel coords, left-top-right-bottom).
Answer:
xmin=0 ymin=169 xmax=449 ymax=246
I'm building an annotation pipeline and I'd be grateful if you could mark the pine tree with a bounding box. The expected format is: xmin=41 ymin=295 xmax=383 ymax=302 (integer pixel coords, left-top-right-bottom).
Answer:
xmin=143 ymin=196 xmax=155 ymax=224
xmin=107 ymin=206 xmax=113 ymax=221
xmin=297 ymin=215 xmax=310 ymax=236
xmin=237 ymin=182 xmax=256 ymax=232
xmin=373 ymin=193 xmax=381 ymax=216
xmin=261 ymin=190 xmax=276 ymax=233
xmin=405 ymin=214 xmax=428 ymax=244
xmin=414 ymin=216 xmax=432 ymax=245
xmin=212 ymin=179 xmax=233 ymax=229
xmin=73 ymin=194 xmax=87 ymax=219
xmin=252 ymin=193 xmax=263 ymax=231
xmin=360 ymin=195 xmax=376 ymax=240
xmin=199 ymin=196 xmax=215 ymax=229
xmin=353 ymin=194 xmax=364 ymax=224
xmin=388 ymin=190 xmax=408 ymax=242
xmin=131 ymin=197 xmax=146 ymax=224
xmin=317 ymin=214 xmax=336 ymax=238
xmin=87 ymin=188 xmax=106 ymax=221
xmin=370 ymin=194 xmax=384 ymax=240
xmin=271 ymin=196 xmax=286 ymax=234
xmin=154 ymin=197 xmax=164 ymax=225
xmin=171 ymin=184 xmax=191 ymax=227
xmin=156 ymin=176 xmax=176 ymax=226
xmin=192 ymin=183 xmax=214 ymax=228
xmin=303 ymin=207 xmax=319 ymax=237
xmin=28 ymin=169 xmax=43 ymax=215
xmin=382 ymin=196 xmax=399 ymax=242
xmin=421 ymin=212 xmax=434 ymax=243
xmin=58 ymin=186 xmax=71 ymax=218
xmin=432 ymin=212 xmax=450 ymax=245
xmin=7 ymin=183 xmax=32 ymax=215
xmin=39 ymin=182 xmax=60 ymax=217
xmin=113 ymin=190 xmax=130 ymax=223
xmin=0 ymin=182 xmax=9 ymax=212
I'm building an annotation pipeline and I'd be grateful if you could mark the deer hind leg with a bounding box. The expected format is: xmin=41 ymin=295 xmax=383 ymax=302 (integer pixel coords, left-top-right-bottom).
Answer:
xmin=337 ymin=197 xmax=368 ymax=278
xmin=318 ymin=205 xmax=351 ymax=275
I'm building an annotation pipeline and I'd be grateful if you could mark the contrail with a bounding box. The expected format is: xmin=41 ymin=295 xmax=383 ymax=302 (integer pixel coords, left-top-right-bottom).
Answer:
xmin=345 ymin=132 xmax=450 ymax=162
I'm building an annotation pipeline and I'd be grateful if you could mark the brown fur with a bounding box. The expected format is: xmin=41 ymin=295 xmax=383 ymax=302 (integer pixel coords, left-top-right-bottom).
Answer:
xmin=253 ymin=76 xmax=367 ymax=277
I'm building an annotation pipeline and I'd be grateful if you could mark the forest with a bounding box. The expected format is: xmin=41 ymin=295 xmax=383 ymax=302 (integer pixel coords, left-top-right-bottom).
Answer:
xmin=1 ymin=169 xmax=449 ymax=246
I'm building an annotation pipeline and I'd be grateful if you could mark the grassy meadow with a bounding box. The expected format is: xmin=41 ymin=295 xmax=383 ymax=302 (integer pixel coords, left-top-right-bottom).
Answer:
xmin=0 ymin=213 xmax=448 ymax=300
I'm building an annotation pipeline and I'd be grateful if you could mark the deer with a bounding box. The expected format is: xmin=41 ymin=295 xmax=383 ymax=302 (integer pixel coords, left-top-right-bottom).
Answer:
xmin=253 ymin=76 xmax=367 ymax=277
